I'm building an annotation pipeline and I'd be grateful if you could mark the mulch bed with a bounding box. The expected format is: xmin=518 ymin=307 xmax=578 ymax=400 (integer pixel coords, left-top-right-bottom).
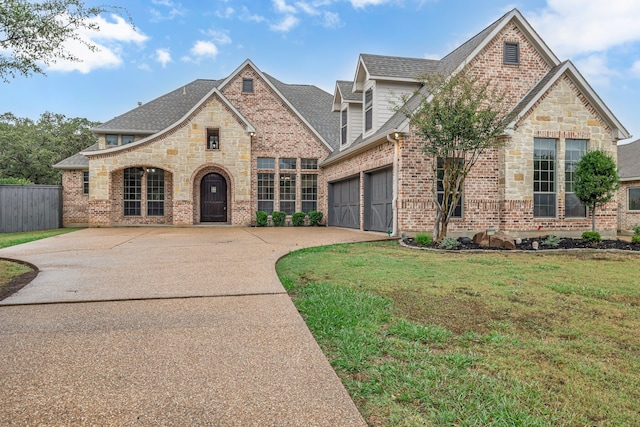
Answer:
xmin=402 ymin=236 xmax=640 ymax=251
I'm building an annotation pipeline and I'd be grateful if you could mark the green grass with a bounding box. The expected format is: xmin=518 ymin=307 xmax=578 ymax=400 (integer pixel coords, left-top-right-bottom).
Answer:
xmin=0 ymin=228 xmax=78 ymax=249
xmin=277 ymin=241 xmax=640 ymax=426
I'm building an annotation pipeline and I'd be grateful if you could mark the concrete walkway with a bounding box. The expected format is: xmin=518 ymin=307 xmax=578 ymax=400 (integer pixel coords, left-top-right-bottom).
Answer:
xmin=0 ymin=227 xmax=384 ymax=426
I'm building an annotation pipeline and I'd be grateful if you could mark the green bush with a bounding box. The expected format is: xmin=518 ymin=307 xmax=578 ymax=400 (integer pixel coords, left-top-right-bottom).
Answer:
xmin=0 ymin=177 xmax=34 ymax=185
xmin=272 ymin=211 xmax=286 ymax=227
xmin=581 ymin=231 xmax=601 ymax=244
xmin=308 ymin=211 xmax=323 ymax=226
xmin=542 ymin=234 xmax=562 ymax=248
xmin=438 ymin=236 xmax=460 ymax=250
xmin=414 ymin=233 xmax=432 ymax=246
xmin=292 ymin=212 xmax=306 ymax=226
xmin=256 ymin=211 xmax=268 ymax=227
xmin=633 ymin=225 xmax=640 ymax=236
xmin=632 ymin=235 xmax=640 ymax=245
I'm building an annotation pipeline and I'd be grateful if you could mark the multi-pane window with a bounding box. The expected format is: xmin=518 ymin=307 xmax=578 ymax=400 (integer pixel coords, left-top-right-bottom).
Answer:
xmin=146 ymin=169 xmax=165 ymax=216
xmin=565 ymin=139 xmax=587 ymax=217
xmin=504 ymin=41 xmax=520 ymax=65
xmin=437 ymin=157 xmax=462 ymax=218
xmin=301 ymin=174 xmax=318 ymax=213
xmin=279 ymin=174 xmax=296 ymax=214
xmin=364 ymin=88 xmax=373 ymax=132
xmin=121 ymin=135 xmax=135 ymax=145
xmin=106 ymin=134 xmax=119 ymax=146
xmin=301 ymin=158 xmax=318 ymax=170
xmin=258 ymin=173 xmax=274 ymax=213
xmin=341 ymin=109 xmax=348 ymax=145
xmin=629 ymin=188 xmax=640 ymax=210
xmin=279 ymin=158 xmax=296 ymax=170
xmin=124 ymin=167 xmax=142 ymax=216
xmin=534 ymin=138 xmax=556 ymax=217
xmin=207 ymin=128 xmax=220 ymax=150
xmin=242 ymin=78 xmax=254 ymax=93
xmin=257 ymin=157 xmax=275 ymax=169
xmin=82 ymin=171 xmax=89 ymax=195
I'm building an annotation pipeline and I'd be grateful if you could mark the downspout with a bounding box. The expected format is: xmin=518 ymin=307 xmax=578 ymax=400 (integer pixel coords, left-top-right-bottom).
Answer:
xmin=387 ymin=132 xmax=401 ymax=237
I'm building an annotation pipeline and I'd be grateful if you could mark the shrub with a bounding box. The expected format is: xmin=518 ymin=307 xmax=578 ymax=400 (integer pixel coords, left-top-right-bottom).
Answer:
xmin=308 ymin=211 xmax=323 ymax=226
xmin=542 ymin=234 xmax=562 ymax=248
xmin=272 ymin=211 xmax=286 ymax=227
xmin=581 ymin=231 xmax=601 ymax=244
xmin=292 ymin=212 xmax=306 ymax=226
xmin=632 ymin=235 xmax=640 ymax=245
xmin=438 ymin=236 xmax=460 ymax=250
xmin=414 ymin=233 xmax=432 ymax=246
xmin=633 ymin=225 xmax=640 ymax=236
xmin=256 ymin=211 xmax=268 ymax=227
xmin=0 ymin=177 xmax=34 ymax=185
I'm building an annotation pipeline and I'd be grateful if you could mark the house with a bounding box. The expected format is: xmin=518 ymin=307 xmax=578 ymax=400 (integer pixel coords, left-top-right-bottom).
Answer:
xmin=618 ymin=139 xmax=640 ymax=231
xmin=55 ymin=8 xmax=630 ymax=237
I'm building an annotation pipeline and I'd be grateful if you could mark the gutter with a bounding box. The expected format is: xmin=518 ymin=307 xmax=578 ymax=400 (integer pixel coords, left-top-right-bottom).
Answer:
xmin=387 ymin=132 xmax=401 ymax=237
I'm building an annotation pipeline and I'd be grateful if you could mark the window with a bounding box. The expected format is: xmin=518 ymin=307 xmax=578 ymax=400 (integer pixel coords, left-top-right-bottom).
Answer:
xmin=629 ymin=188 xmax=640 ymax=211
xmin=565 ymin=139 xmax=587 ymax=217
xmin=341 ymin=108 xmax=348 ymax=145
xmin=437 ymin=158 xmax=462 ymax=218
xmin=258 ymin=173 xmax=274 ymax=213
xmin=364 ymin=88 xmax=373 ymax=132
xmin=301 ymin=174 xmax=318 ymax=213
xmin=257 ymin=157 xmax=275 ymax=169
xmin=279 ymin=158 xmax=296 ymax=170
xmin=121 ymin=135 xmax=135 ymax=145
xmin=279 ymin=174 xmax=296 ymax=214
xmin=534 ymin=138 xmax=556 ymax=217
xmin=207 ymin=128 xmax=220 ymax=150
xmin=504 ymin=41 xmax=520 ymax=65
xmin=106 ymin=134 xmax=118 ymax=146
xmin=242 ymin=78 xmax=254 ymax=93
xmin=301 ymin=158 xmax=318 ymax=170
xmin=124 ymin=168 xmax=142 ymax=216
xmin=82 ymin=171 xmax=89 ymax=195
xmin=146 ymin=168 xmax=165 ymax=216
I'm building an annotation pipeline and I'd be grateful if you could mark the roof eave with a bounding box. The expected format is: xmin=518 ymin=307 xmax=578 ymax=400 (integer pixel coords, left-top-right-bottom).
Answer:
xmin=90 ymin=128 xmax=157 ymax=135
xmin=321 ymin=129 xmax=399 ymax=167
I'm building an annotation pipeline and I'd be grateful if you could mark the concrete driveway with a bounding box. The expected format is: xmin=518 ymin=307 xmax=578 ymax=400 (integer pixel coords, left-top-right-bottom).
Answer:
xmin=0 ymin=227 xmax=384 ymax=426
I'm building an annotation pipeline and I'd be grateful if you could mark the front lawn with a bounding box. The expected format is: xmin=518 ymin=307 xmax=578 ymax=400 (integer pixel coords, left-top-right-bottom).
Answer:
xmin=277 ymin=241 xmax=640 ymax=426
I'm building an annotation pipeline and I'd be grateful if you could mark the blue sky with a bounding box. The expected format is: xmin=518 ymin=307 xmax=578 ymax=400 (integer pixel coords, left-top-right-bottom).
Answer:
xmin=2 ymin=0 xmax=640 ymax=142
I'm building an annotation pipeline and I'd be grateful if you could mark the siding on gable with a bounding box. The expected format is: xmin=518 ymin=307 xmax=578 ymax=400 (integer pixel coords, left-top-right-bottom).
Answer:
xmin=343 ymin=102 xmax=362 ymax=148
xmin=375 ymin=81 xmax=420 ymax=133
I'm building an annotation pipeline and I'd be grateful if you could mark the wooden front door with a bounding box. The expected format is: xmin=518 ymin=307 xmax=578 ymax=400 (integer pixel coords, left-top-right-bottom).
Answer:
xmin=200 ymin=173 xmax=227 ymax=222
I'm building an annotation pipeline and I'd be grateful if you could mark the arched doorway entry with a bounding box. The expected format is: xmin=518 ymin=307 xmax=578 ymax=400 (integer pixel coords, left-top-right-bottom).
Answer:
xmin=200 ymin=173 xmax=227 ymax=222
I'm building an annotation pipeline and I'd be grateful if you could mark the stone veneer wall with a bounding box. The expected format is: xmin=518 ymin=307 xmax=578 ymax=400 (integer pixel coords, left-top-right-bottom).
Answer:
xmin=618 ymin=182 xmax=640 ymax=231
xmin=61 ymin=170 xmax=89 ymax=226
xmin=221 ymin=66 xmax=331 ymax=219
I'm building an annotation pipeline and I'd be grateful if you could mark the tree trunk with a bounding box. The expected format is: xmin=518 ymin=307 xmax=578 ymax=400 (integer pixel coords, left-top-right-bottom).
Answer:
xmin=433 ymin=209 xmax=442 ymax=241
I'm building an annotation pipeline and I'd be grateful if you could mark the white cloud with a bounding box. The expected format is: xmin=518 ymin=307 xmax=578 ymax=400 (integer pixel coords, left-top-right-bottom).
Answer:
xmin=270 ymin=15 xmax=300 ymax=32
xmin=240 ymin=6 xmax=265 ymax=23
xmin=155 ymin=48 xmax=172 ymax=67
xmin=216 ymin=7 xmax=235 ymax=18
xmin=350 ymin=0 xmax=389 ymax=8
xmin=574 ymin=55 xmax=618 ymax=87
xmin=273 ymin=0 xmax=297 ymax=14
xmin=46 ymin=14 xmax=148 ymax=74
xmin=206 ymin=29 xmax=232 ymax=46
xmin=190 ymin=40 xmax=219 ymax=59
xmin=296 ymin=2 xmax=320 ymax=15
xmin=632 ymin=60 xmax=640 ymax=78
xmin=322 ymin=11 xmax=342 ymax=28
xmin=528 ymin=0 xmax=640 ymax=58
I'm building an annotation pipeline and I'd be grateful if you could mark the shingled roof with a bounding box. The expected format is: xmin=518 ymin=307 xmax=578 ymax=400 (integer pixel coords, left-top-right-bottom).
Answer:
xmin=359 ymin=54 xmax=440 ymax=80
xmin=336 ymin=80 xmax=361 ymax=102
xmin=618 ymin=139 xmax=640 ymax=180
xmin=53 ymin=144 xmax=98 ymax=169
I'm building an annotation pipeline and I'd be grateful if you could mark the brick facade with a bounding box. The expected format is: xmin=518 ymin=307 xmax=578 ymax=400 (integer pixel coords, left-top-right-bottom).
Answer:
xmin=61 ymin=170 xmax=89 ymax=226
xmin=618 ymin=182 xmax=640 ymax=231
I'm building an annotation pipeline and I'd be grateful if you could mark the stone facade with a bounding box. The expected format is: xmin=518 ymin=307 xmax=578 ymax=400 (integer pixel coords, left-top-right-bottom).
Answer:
xmin=618 ymin=182 xmax=640 ymax=232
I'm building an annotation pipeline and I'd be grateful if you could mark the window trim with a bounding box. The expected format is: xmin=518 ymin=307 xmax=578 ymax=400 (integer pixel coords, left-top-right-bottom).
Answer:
xmin=257 ymin=173 xmax=275 ymax=214
xmin=564 ymin=139 xmax=588 ymax=218
xmin=82 ymin=171 xmax=89 ymax=195
xmin=242 ymin=78 xmax=254 ymax=93
xmin=279 ymin=173 xmax=296 ymax=214
xmin=206 ymin=128 xmax=220 ymax=150
xmin=629 ymin=187 xmax=640 ymax=211
xmin=533 ymin=138 xmax=557 ymax=218
xmin=105 ymin=134 xmax=119 ymax=146
xmin=504 ymin=41 xmax=520 ymax=65
xmin=146 ymin=168 xmax=165 ymax=217
xmin=279 ymin=158 xmax=297 ymax=170
xmin=123 ymin=167 xmax=142 ymax=217
xmin=301 ymin=158 xmax=318 ymax=170
xmin=341 ymin=108 xmax=348 ymax=145
xmin=257 ymin=157 xmax=275 ymax=169
xmin=121 ymin=135 xmax=135 ymax=145
xmin=364 ymin=88 xmax=373 ymax=132
xmin=301 ymin=173 xmax=318 ymax=213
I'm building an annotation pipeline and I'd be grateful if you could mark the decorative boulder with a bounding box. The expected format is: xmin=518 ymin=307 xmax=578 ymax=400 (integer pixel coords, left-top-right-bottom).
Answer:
xmin=472 ymin=231 xmax=516 ymax=250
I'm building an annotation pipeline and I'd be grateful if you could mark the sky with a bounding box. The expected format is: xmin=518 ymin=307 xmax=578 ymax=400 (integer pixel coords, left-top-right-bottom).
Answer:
xmin=1 ymin=0 xmax=640 ymax=143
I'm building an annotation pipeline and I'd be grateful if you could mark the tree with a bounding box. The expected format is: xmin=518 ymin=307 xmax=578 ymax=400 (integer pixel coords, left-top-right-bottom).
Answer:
xmin=0 ymin=112 xmax=98 ymax=184
xmin=399 ymin=71 xmax=514 ymax=241
xmin=0 ymin=0 xmax=130 ymax=82
xmin=573 ymin=150 xmax=619 ymax=232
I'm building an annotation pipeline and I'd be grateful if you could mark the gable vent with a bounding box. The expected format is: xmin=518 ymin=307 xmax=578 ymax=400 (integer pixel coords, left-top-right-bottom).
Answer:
xmin=504 ymin=41 xmax=520 ymax=65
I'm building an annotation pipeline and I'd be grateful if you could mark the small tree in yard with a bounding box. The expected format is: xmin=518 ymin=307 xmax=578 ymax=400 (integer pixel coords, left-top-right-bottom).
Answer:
xmin=573 ymin=150 xmax=619 ymax=232
xmin=399 ymin=71 xmax=514 ymax=241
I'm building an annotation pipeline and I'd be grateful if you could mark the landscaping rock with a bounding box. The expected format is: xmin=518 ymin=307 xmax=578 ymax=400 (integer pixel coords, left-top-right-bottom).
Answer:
xmin=472 ymin=231 xmax=516 ymax=250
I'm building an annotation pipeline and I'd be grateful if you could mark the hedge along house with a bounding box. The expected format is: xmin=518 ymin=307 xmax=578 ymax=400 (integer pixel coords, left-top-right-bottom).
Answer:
xmin=322 ymin=8 xmax=629 ymax=237
xmin=55 ymin=60 xmax=337 ymax=226
xmin=618 ymin=139 xmax=640 ymax=232
xmin=56 ymin=8 xmax=630 ymax=236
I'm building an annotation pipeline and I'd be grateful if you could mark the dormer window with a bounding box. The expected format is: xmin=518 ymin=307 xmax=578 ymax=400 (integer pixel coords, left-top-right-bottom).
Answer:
xmin=207 ymin=128 xmax=220 ymax=150
xmin=341 ymin=108 xmax=348 ymax=145
xmin=242 ymin=78 xmax=254 ymax=93
xmin=504 ymin=41 xmax=520 ymax=65
xmin=106 ymin=134 xmax=118 ymax=146
xmin=364 ymin=88 xmax=373 ymax=132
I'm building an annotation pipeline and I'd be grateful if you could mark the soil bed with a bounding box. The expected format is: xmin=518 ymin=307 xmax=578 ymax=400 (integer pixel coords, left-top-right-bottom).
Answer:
xmin=403 ymin=236 xmax=640 ymax=251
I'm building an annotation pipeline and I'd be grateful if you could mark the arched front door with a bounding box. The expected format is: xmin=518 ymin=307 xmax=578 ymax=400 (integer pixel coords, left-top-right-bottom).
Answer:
xmin=200 ymin=173 xmax=227 ymax=222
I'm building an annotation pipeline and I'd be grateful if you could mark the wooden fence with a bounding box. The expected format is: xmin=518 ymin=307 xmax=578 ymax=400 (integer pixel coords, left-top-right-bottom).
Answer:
xmin=0 ymin=185 xmax=62 ymax=233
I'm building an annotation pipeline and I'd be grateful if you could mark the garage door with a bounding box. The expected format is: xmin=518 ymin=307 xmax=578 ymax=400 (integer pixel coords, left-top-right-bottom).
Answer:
xmin=328 ymin=176 xmax=360 ymax=229
xmin=365 ymin=168 xmax=393 ymax=232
